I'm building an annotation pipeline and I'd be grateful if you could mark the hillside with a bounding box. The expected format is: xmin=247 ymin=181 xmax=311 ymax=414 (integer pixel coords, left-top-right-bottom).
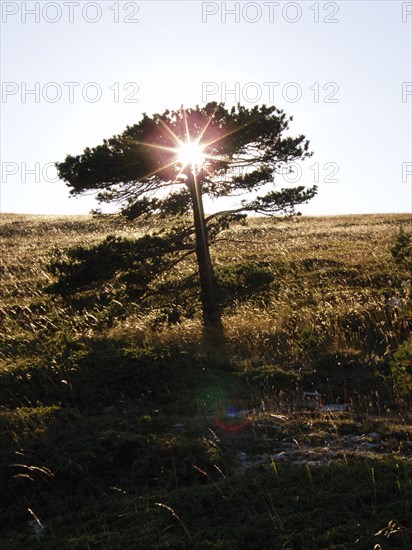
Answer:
xmin=0 ymin=213 xmax=411 ymax=549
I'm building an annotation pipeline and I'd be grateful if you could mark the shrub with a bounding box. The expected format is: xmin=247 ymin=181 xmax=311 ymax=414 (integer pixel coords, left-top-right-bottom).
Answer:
xmin=390 ymin=227 xmax=412 ymax=269
xmin=390 ymin=335 xmax=412 ymax=406
xmin=47 ymin=234 xmax=193 ymax=311
xmin=215 ymin=261 xmax=275 ymax=309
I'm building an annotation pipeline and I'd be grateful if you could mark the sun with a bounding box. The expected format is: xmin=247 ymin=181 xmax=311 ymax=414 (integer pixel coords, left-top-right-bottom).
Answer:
xmin=134 ymin=106 xmax=242 ymax=180
xmin=177 ymin=140 xmax=205 ymax=169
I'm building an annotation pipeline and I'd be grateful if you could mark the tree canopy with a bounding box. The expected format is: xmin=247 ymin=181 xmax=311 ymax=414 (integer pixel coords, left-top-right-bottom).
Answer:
xmin=56 ymin=102 xmax=317 ymax=357
xmin=57 ymin=102 xmax=315 ymax=220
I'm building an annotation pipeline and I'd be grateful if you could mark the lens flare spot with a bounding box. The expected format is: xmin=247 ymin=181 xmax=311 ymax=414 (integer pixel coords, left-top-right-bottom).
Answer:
xmin=215 ymin=405 xmax=247 ymax=433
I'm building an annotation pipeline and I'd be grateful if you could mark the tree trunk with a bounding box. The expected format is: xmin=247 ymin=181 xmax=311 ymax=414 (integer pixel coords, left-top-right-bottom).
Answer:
xmin=187 ymin=171 xmax=226 ymax=361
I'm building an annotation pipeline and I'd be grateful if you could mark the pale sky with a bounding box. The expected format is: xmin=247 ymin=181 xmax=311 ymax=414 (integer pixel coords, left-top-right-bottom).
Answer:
xmin=1 ymin=0 xmax=411 ymax=215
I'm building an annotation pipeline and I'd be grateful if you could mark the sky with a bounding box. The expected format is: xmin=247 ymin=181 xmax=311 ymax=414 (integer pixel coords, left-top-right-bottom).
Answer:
xmin=1 ymin=0 xmax=411 ymax=216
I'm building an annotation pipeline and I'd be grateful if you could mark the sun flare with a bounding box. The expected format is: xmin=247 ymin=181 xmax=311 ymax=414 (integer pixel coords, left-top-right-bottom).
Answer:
xmin=177 ymin=140 xmax=205 ymax=168
xmin=134 ymin=106 xmax=243 ymax=181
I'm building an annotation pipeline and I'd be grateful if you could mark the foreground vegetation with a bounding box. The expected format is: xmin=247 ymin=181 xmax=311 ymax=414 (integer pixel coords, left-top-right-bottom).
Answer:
xmin=0 ymin=213 xmax=411 ymax=548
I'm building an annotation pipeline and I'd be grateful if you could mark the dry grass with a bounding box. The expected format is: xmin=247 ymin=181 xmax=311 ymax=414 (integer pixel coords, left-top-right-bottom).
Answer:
xmin=105 ymin=214 xmax=412 ymax=362
xmin=1 ymin=213 xmax=411 ymax=549
xmin=1 ymin=212 xmax=410 ymax=364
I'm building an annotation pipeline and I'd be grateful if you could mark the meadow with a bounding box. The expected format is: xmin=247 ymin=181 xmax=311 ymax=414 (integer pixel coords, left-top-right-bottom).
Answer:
xmin=0 ymin=212 xmax=411 ymax=549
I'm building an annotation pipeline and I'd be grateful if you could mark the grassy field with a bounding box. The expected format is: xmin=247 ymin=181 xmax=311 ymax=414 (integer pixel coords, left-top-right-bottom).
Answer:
xmin=0 ymin=212 xmax=411 ymax=548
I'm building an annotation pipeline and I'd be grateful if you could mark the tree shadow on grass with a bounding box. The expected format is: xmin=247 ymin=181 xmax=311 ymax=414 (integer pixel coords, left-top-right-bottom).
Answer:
xmin=0 ymin=337 xmax=238 ymax=412
xmin=0 ymin=338 xmax=241 ymax=540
